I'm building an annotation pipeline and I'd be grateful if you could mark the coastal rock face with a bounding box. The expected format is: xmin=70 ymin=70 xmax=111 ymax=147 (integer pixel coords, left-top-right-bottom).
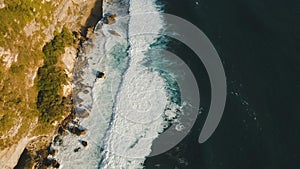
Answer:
xmin=61 ymin=47 xmax=77 ymax=74
xmin=42 ymin=0 xmax=82 ymax=42
xmin=61 ymin=47 xmax=77 ymax=97
xmin=86 ymin=27 xmax=96 ymax=39
xmin=0 ymin=0 xmax=100 ymax=168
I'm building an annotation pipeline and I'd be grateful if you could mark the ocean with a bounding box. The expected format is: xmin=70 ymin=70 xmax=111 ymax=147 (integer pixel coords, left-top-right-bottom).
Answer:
xmin=145 ymin=0 xmax=300 ymax=169
xmin=50 ymin=0 xmax=300 ymax=168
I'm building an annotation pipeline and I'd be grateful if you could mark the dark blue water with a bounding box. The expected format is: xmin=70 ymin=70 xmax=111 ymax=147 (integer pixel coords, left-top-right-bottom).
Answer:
xmin=145 ymin=0 xmax=300 ymax=168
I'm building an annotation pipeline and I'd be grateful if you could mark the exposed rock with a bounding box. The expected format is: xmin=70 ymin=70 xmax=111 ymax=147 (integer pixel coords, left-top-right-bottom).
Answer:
xmin=75 ymin=107 xmax=90 ymax=118
xmin=71 ymin=119 xmax=79 ymax=126
xmin=0 ymin=47 xmax=18 ymax=69
xmin=43 ymin=157 xmax=52 ymax=166
xmin=44 ymin=158 xmax=60 ymax=168
xmin=83 ymin=42 xmax=94 ymax=54
xmin=0 ymin=137 xmax=33 ymax=169
xmin=63 ymin=83 xmax=72 ymax=97
xmin=68 ymin=126 xmax=87 ymax=136
xmin=52 ymin=159 xmax=60 ymax=168
xmin=26 ymin=67 xmax=39 ymax=88
xmin=74 ymin=147 xmax=81 ymax=152
xmin=86 ymin=27 xmax=95 ymax=39
xmin=102 ymin=13 xmax=117 ymax=24
xmin=60 ymin=111 xmax=76 ymax=129
xmin=104 ymin=0 xmax=121 ymax=5
xmin=96 ymin=71 xmax=105 ymax=78
xmin=83 ymin=89 xmax=89 ymax=94
xmin=53 ymin=135 xmax=63 ymax=146
xmin=58 ymin=126 xmax=65 ymax=135
xmin=81 ymin=140 xmax=88 ymax=147
xmin=0 ymin=0 xmax=103 ymax=168
xmin=48 ymin=147 xmax=56 ymax=156
xmin=42 ymin=0 xmax=82 ymax=42
xmin=23 ymin=20 xmax=39 ymax=37
xmin=61 ymin=47 xmax=77 ymax=74
xmin=108 ymin=29 xmax=121 ymax=36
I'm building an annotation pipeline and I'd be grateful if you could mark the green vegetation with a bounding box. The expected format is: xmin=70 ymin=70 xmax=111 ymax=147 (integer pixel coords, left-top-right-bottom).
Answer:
xmin=0 ymin=0 xmax=58 ymax=47
xmin=10 ymin=63 xmax=25 ymax=74
xmin=0 ymin=0 xmax=86 ymax=154
xmin=37 ymin=27 xmax=75 ymax=123
xmin=0 ymin=1 xmax=61 ymax=141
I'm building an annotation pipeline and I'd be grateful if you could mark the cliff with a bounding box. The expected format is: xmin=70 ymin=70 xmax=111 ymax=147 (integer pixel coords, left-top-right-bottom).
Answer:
xmin=0 ymin=0 xmax=103 ymax=168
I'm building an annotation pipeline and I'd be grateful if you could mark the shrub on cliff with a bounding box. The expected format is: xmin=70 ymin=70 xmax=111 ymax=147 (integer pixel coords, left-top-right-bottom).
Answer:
xmin=37 ymin=27 xmax=74 ymax=123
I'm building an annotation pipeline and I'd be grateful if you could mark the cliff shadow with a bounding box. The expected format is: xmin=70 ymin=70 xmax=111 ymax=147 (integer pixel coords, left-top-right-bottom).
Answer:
xmin=81 ymin=0 xmax=103 ymax=37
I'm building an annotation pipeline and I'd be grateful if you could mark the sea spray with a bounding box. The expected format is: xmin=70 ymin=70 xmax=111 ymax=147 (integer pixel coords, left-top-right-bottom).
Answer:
xmin=50 ymin=0 xmax=182 ymax=168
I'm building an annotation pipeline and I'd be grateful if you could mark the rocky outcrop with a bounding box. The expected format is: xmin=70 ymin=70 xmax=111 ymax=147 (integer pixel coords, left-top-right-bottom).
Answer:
xmin=81 ymin=140 xmax=88 ymax=147
xmin=68 ymin=125 xmax=87 ymax=136
xmin=96 ymin=71 xmax=105 ymax=78
xmin=86 ymin=27 xmax=96 ymax=39
xmin=102 ymin=13 xmax=117 ymax=24
xmin=43 ymin=158 xmax=60 ymax=168
xmin=53 ymin=135 xmax=63 ymax=146
xmin=0 ymin=0 xmax=103 ymax=168
xmin=74 ymin=147 xmax=81 ymax=152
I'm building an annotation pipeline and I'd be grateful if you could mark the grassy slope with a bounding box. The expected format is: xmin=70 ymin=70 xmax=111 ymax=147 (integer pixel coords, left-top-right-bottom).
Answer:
xmin=0 ymin=0 xmax=76 ymax=150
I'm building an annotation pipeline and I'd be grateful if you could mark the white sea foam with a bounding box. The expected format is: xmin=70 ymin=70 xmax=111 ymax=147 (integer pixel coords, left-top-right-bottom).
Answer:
xmin=99 ymin=0 xmax=169 ymax=168
xmin=52 ymin=0 xmax=172 ymax=168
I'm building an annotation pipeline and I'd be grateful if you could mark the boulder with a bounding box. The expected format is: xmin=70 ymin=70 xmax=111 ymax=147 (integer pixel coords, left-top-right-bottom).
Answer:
xmin=102 ymin=13 xmax=117 ymax=24
xmin=74 ymin=147 xmax=81 ymax=152
xmin=81 ymin=140 xmax=88 ymax=147
xmin=75 ymin=107 xmax=89 ymax=118
xmin=58 ymin=126 xmax=64 ymax=135
xmin=53 ymin=135 xmax=63 ymax=146
xmin=96 ymin=71 xmax=105 ymax=78
xmin=43 ymin=158 xmax=60 ymax=168
xmin=68 ymin=126 xmax=87 ymax=136
xmin=48 ymin=147 xmax=56 ymax=156
xmin=51 ymin=159 xmax=60 ymax=168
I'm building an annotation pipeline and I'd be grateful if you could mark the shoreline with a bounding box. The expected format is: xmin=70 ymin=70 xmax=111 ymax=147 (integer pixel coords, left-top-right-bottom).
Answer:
xmin=48 ymin=0 xmax=131 ymax=167
xmin=13 ymin=1 xmax=104 ymax=168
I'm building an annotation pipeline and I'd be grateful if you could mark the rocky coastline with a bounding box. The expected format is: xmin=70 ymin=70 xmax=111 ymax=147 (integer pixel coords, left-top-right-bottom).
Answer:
xmin=12 ymin=1 xmax=104 ymax=168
